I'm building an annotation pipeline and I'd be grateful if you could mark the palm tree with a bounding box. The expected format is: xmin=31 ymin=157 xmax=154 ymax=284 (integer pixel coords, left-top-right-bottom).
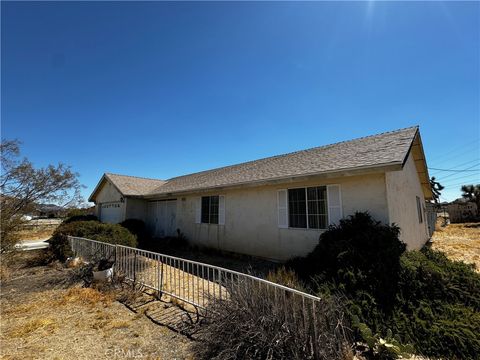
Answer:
xmin=461 ymin=184 xmax=480 ymax=216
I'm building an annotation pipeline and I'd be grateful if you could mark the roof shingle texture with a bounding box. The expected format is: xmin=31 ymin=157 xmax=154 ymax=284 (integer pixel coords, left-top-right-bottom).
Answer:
xmin=104 ymin=173 xmax=166 ymax=196
xmin=106 ymin=126 xmax=418 ymax=196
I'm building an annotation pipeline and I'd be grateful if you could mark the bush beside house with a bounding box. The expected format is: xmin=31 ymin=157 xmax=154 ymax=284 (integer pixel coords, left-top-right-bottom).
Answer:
xmin=48 ymin=220 xmax=137 ymax=261
xmin=282 ymin=212 xmax=480 ymax=359
xmin=119 ymin=219 xmax=149 ymax=247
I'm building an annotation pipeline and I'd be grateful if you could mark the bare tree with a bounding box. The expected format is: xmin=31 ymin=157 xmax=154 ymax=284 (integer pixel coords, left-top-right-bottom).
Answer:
xmin=1 ymin=139 xmax=83 ymax=252
xmin=461 ymin=184 xmax=480 ymax=216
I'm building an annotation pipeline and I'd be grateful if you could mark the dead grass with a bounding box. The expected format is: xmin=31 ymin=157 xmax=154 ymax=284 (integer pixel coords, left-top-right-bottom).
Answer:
xmin=431 ymin=222 xmax=480 ymax=271
xmin=133 ymin=256 xmax=227 ymax=313
xmin=58 ymin=287 xmax=114 ymax=307
xmin=8 ymin=318 xmax=58 ymax=338
xmin=0 ymin=253 xmax=193 ymax=360
xmin=0 ymin=262 xmax=11 ymax=282
xmin=15 ymin=226 xmax=57 ymax=241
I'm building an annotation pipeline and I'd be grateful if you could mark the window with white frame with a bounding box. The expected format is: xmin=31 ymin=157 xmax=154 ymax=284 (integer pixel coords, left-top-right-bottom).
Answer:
xmin=288 ymin=186 xmax=328 ymax=229
xmin=201 ymin=196 xmax=219 ymax=224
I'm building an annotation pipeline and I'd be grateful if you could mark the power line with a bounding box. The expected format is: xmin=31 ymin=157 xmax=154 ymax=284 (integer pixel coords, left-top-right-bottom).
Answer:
xmin=435 ymin=173 xmax=480 ymax=182
xmin=443 ymin=182 xmax=479 ymax=190
xmin=440 ymin=176 xmax=480 ymax=186
xmin=429 ymin=167 xmax=480 ymax=172
xmin=436 ymin=163 xmax=480 ymax=180
xmin=442 ymin=175 xmax=480 ymax=185
xmin=438 ymin=172 xmax=480 ymax=184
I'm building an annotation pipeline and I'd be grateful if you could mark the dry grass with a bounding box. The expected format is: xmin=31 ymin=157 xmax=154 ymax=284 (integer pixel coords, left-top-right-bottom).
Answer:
xmin=58 ymin=287 xmax=114 ymax=307
xmin=133 ymin=256 xmax=227 ymax=312
xmin=0 ymin=262 xmax=11 ymax=282
xmin=0 ymin=254 xmax=193 ymax=359
xmin=431 ymin=222 xmax=480 ymax=271
xmin=15 ymin=226 xmax=56 ymax=241
xmin=8 ymin=318 xmax=58 ymax=338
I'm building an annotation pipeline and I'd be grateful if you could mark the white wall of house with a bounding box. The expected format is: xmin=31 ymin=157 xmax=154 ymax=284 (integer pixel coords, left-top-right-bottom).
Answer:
xmin=95 ymin=181 xmax=125 ymax=223
xmin=385 ymin=153 xmax=429 ymax=249
xmin=147 ymin=200 xmax=177 ymax=237
xmin=175 ymin=172 xmax=389 ymax=261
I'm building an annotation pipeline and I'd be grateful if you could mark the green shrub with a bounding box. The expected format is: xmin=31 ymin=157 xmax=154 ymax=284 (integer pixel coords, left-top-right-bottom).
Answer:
xmin=63 ymin=214 xmax=98 ymax=224
xmin=288 ymin=212 xmax=405 ymax=314
xmin=120 ymin=219 xmax=148 ymax=246
xmin=285 ymin=212 xmax=480 ymax=359
xmin=388 ymin=248 xmax=480 ymax=359
xmin=49 ymin=220 xmax=137 ymax=261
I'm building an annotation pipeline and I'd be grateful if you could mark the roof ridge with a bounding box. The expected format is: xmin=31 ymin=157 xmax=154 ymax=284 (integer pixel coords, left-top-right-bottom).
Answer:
xmin=106 ymin=172 xmax=165 ymax=182
xmin=163 ymin=125 xmax=419 ymax=183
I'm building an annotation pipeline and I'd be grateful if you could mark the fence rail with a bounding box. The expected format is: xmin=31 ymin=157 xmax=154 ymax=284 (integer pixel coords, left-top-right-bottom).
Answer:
xmin=68 ymin=236 xmax=321 ymax=305
xmin=68 ymin=236 xmax=326 ymax=354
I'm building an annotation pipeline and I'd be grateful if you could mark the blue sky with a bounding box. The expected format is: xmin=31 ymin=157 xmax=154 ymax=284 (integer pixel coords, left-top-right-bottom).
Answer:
xmin=2 ymin=1 xmax=479 ymax=203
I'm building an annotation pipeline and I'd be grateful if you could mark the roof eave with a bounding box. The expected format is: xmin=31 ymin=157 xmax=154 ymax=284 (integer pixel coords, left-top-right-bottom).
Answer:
xmin=403 ymin=129 xmax=433 ymax=200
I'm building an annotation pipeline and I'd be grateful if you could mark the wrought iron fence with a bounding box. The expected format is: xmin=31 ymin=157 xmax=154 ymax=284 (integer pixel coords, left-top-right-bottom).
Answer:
xmin=68 ymin=236 xmax=321 ymax=307
xmin=68 ymin=236 xmax=326 ymax=354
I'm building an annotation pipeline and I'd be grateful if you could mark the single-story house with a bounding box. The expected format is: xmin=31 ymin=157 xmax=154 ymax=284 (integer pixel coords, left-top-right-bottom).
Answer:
xmin=89 ymin=126 xmax=433 ymax=261
xmin=445 ymin=199 xmax=478 ymax=223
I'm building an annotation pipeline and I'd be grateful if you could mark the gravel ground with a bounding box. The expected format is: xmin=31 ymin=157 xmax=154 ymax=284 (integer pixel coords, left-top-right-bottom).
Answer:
xmin=0 ymin=251 xmax=194 ymax=360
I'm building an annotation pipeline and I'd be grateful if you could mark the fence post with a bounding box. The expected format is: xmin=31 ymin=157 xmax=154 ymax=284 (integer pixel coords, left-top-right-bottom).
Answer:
xmin=133 ymin=251 xmax=137 ymax=288
xmin=114 ymin=244 xmax=118 ymax=277
xmin=159 ymin=256 xmax=163 ymax=300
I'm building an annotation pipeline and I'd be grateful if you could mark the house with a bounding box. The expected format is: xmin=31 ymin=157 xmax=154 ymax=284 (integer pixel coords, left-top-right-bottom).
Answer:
xmin=88 ymin=126 xmax=433 ymax=261
xmin=445 ymin=199 xmax=478 ymax=223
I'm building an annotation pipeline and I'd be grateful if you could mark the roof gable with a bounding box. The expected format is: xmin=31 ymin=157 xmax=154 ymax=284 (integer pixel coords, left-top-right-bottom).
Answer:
xmin=88 ymin=173 xmax=165 ymax=202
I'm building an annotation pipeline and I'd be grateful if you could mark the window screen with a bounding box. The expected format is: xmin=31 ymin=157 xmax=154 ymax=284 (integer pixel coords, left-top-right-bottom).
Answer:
xmin=201 ymin=196 xmax=219 ymax=224
xmin=288 ymin=188 xmax=307 ymax=228
xmin=307 ymin=186 xmax=327 ymax=229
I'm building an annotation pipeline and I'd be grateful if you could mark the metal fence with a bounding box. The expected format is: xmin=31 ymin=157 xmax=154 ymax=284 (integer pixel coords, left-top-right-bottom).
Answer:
xmin=69 ymin=236 xmax=321 ymax=307
xmin=68 ymin=236 xmax=327 ymax=354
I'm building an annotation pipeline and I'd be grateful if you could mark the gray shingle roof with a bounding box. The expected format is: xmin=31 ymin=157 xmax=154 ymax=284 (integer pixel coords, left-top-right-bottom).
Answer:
xmin=148 ymin=126 xmax=418 ymax=195
xmin=104 ymin=173 xmax=166 ymax=196
xmin=98 ymin=126 xmax=419 ymax=199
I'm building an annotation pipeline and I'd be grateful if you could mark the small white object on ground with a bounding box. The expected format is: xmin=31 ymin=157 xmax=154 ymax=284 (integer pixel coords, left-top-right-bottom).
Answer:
xmin=14 ymin=239 xmax=50 ymax=251
xmin=93 ymin=267 xmax=113 ymax=282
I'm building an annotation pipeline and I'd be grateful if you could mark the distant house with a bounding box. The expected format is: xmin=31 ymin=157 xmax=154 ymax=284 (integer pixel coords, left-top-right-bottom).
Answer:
xmin=35 ymin=204 xmax=65 ymax=218
xmin=446 ymin=199 xmax=478 ymax=223
xmin=88 ymin=126 xmax=433 ymax=261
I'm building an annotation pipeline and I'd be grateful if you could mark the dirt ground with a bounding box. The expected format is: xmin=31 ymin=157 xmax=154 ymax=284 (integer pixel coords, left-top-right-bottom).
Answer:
xmin=430 ymin=222 xmax=480 ymax=271
xmin=0 ymin=251 xmax=194 ymax=360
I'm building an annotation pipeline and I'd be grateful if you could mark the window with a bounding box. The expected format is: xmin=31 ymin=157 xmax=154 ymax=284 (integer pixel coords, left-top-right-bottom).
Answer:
xmin=307 ymin=186 xmax=328 ymax=229
xmin=416 ymin=196 xmax=423 ymax=223
xmin=201 ymin=196 xmax=219 ymax=224
xmin=288 ymin=186 xmax=327 ymax=229
xmin=288 ymin=188 xmax=307 ymax=228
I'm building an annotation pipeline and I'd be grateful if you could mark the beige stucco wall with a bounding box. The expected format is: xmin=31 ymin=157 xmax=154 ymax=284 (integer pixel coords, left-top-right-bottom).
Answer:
xmin=175 ymin=172 xmax=389 ymax=261
xmin=94 ymin=181 xmax=125 ymax=220
xmin=125 ymin=198 xmax=147 ymax=220
xmin=94 ymin=181 xmax=149 ymax=222
xmin=385 ymin=154 xmax=429 ymax=249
